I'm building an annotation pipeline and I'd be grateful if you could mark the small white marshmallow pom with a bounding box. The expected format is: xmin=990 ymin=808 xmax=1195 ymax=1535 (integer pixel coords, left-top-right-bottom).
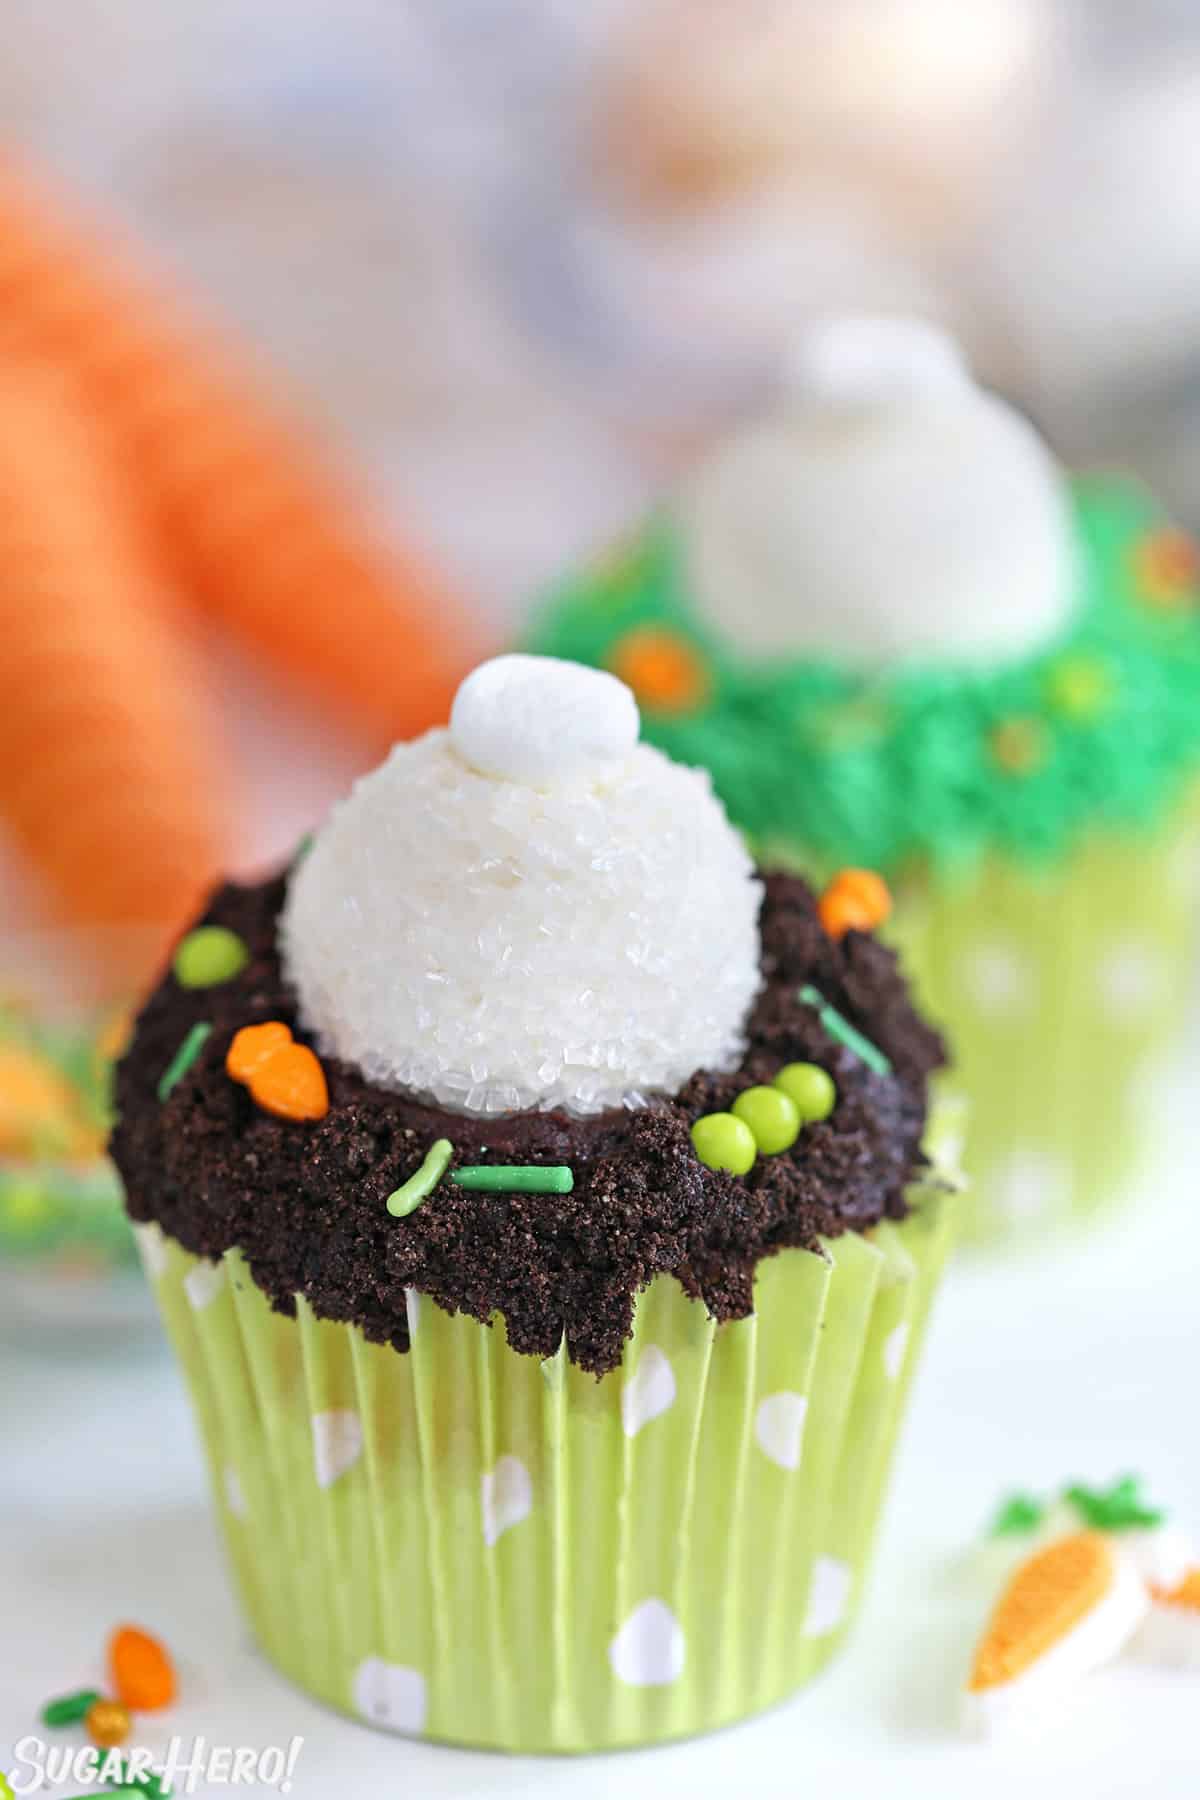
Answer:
xmin=282 ymin=658 xmax=762 ymax=1117
xmin=678 ymin=313 xmax=1079 ymax=668
xmin=788 ymin=314 xmax=969 ymax=409
xmin=450 ymin=654 xmax=639 ymax=787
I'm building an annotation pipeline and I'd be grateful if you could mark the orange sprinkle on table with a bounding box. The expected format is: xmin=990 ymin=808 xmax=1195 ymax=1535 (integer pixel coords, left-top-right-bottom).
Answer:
xmin=1151 ymin=1568 xmax=1200 ymax=1612
xmin=109 ymin=1624 xmax=176 ymax=1711
xmin=968 ymin=1532 xmax=1114 ymax=1693
xmin=1132 ymin=528 xmax=1199 ymax=608
xmin=607 ymin=626 xmax=709 ymax=714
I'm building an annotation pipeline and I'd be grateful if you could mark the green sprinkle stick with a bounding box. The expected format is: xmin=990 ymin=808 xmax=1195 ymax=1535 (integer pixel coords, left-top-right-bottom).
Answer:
xmin=157 ymin=1022 xmax=212 ymax=1102
xmin=451 ymin=1165 xmax=574 ymax=1194
xmin=386 ymin=1138 xmax=454 ymax=1218
xmin=40 ymin=1689 xmax=101 ymax=1727
xmin=989 ymin=1492 xmax=1047 ymax=1537
xmin=798 ymin=985 xmax=892 ymax=1077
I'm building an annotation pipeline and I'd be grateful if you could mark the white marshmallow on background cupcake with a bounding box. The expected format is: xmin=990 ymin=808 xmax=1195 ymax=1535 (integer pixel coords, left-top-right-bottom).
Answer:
xmin=282 ymin=655 xmax=762 ymax=1117
xmin=677 ymin=314 xmax=1080 ymax=669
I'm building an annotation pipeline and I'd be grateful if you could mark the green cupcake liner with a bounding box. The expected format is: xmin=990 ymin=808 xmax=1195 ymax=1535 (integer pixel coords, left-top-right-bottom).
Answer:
xmin=134 ymin=1133 xmax=957 ymax=1752
xmin=887 ymin=810 xmax=1197 ymax=1246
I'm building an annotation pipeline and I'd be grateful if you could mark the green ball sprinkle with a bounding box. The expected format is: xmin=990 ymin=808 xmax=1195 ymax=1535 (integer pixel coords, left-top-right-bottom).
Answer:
xmin=173 ymin=925 xmax=249 ymax=989
xmin=41 ymin=1688 xmax=101 ymax=1727
xmin=157 ymin=1021 xmax=212 ymax=1102
xmin=731 ymin=1085 xmax=800 ymax=1155
xmin=690 ymin=1112 xmax=757 ymax=1175
xmin=387 ymin=1138 xmax=453 ymax=1217
xmin=774 ymin=1061 xmax=837 ymax=1123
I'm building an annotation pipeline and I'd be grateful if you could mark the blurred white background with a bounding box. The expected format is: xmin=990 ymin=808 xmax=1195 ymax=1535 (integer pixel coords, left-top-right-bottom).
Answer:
xmin=5 ymin=0 xmax=1200 ymax=625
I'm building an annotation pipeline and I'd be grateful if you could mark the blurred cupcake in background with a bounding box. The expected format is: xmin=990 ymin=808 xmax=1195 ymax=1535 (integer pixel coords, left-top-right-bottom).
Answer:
xmin=525 ymin=317 xmax=1200 ymax=1245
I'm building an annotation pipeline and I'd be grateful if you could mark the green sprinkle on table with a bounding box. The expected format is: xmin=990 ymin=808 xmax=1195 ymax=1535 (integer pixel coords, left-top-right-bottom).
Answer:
xmin=157 ymin=1022 xmax=212 ymax=1101
xmin=1066 ymin=1474 xmax=1164 ymax=1531
xmin=40 ymin=1688 xmax=101 ymax=1727
xmin=386 ymin=1138 xmax=453 ymax=1217
xmin=988 ymin=1492 xmax=1046 ymax=1537
xmin=451 ymin=1165 xmax=574 ymax=1194
xmin=798 ymin=985 xmax=892 ymax=1077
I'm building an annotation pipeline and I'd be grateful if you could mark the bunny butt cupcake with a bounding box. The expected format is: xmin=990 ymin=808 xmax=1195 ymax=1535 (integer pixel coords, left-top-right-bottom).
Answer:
xmin=112 ymin=654 xmax=955 ymax=1750
xmin=526 ymin=319 xmax=1200 ymax=1244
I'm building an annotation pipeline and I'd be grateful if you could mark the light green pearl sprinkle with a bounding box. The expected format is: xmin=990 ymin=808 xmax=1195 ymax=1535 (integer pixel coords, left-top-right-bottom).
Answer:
xmin=798 ymin=984 xmax=892 ymax=1077
xmin=173 ymin=925 xmax=249 ymax=989
xmin=451 ymin=1165 xmax=574 ymax=1194
xmin=387 ymin=1138 xmax=454 ymax=1217
xmin=157 ymin=1022 xmax=212 ymax=1101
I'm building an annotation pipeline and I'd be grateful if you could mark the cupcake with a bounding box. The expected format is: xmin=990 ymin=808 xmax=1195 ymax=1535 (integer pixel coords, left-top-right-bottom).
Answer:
xmin=111 ymin=654 xmax=955 ymax=1752
xmin=525 ymin=318 xmax=1200 ymax=1244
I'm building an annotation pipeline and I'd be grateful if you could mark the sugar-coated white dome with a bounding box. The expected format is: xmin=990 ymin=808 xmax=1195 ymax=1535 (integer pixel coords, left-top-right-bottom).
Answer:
xmin=677 ymin=315 xmax=1079 ymax=668
xmin=281 ymin=658 xmax=762 ymax=1116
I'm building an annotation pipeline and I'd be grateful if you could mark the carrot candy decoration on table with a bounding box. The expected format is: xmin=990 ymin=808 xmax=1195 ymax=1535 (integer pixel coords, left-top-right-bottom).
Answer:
xmin=964 ymin=1532 xmax=1148 ymax=1734
xmin=0 ymin=160 xmax=483 ymax=747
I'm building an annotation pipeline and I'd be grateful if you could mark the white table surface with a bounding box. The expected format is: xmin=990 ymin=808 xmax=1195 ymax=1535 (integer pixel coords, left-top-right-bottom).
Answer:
xmin=5 ymin=1039 xmax=1200 ymax=1800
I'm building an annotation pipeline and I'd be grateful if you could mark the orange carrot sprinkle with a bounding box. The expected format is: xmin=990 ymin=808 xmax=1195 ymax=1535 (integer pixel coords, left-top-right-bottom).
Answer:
xmin=607 ymin=626 xmax=709 ymax=714
xmin=818 ymin=867 xmax=892 ymax=939
xmin=226 ymin=1022 xmax=329 ymax=1122
xmin=224 ymin=1022 xmax=293 ymax=1086
xmin=108 ymin=1624 xmax=176 ymax=1712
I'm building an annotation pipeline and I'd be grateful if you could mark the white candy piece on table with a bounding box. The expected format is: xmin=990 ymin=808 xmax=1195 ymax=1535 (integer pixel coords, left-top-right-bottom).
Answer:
xmin=677 ymin=314 xmax=1080 ymax=669
xmin=1105 ymin=1522 xmax=1196 ymax=1592
xmin=450 ymin=654 xmax=638 ymax=787
xmin=282 ymin=657 xmax=762 ymax=1116
xmin=1133 ymin=1570 xmax=1200 ymax=1668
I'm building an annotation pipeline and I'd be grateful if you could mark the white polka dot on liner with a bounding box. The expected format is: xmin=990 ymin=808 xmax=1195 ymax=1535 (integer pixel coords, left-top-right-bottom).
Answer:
xmin=481 ymin=1455 xmax=533 ymax=1546
xmin=884 ymin=1321 xmax=910 ymax=1382
xmin=1099 ymin=938 xmax=1166 ymax=1019
xmin=621 ymin=1345 xmax=676 ymax=1438
xmin=988 ymin=1149 xmax=1071 ymax=1223
xmin=352 ymin=1658 xmax=427 ymax=1734
xmin=961 ymin=941 xmax=1034 ymax=1015
xmin=183 ymin=1259 xmax=225 ymax=1310
xmin=311 ymin=1409 xmax=364 ymax=1488
xmin=133 ymin=1221 xmax=169 ymax=1280
xmin=754 ymin=1393 xmax=808 ymax=1470
xmin=608 ymin=1600 xmax=686 ymax=1686
xmin=804 ymin=1556 xmax=852 ymax=1637
xmin=224 ymin=1467 xmax=248 ymax=1519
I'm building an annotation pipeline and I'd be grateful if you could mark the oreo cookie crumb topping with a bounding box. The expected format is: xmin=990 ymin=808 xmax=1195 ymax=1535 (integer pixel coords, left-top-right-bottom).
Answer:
xmin=111 ymin=869 xmax=946 ymax=1375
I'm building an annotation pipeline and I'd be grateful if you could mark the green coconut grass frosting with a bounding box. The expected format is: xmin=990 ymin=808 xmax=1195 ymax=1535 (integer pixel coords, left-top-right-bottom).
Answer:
xmin=525 ymin=477 xmax=1200 ymax=877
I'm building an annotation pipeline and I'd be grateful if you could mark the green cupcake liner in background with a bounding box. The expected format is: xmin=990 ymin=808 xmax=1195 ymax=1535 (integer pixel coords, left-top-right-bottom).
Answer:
xmin=885 ymin=808 xmax=1197 ymax=1247
xmin=135 ymin=1122 xmax=958 ymax=1753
